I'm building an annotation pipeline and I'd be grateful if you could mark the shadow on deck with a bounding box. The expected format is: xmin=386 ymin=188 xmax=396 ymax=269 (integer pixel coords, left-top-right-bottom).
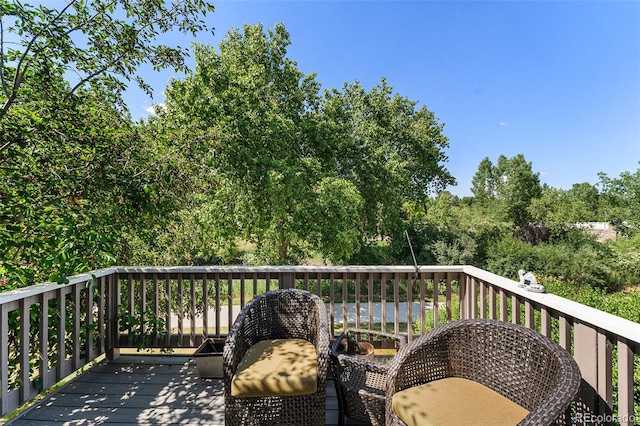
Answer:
xmin=5 ymin=356 xmax=366 ymax=426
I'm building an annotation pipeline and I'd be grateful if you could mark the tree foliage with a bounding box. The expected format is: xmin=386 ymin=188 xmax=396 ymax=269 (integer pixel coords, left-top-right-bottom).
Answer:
xmin=319 ymin=79 xmax=455 ymax=251
xmin=1 ymin=0 xmax=214 ymax=127
xmin=403 ymin=191 xmax=509 ymax=267
xmin=471 ymin=154 xmax=541 ymax=227
xmin=528 ymin=183 xmax=600 ymax=227
xmin=0 ymin=81 xmax=202 ymax=287
xmin=1 ymin=0 xmax=214 ymax=287
xmin=1 ymin=3 xmax=637 ymax=296
xmin=159 ymin=23 xmax=454 ymax=264
xmin=486 ymin=235 xmax=616 ymax=290
xmin=162 ymin=23 xmax=329 ymax=263
xmin=598 ymin=166 xmax=640 ymax=235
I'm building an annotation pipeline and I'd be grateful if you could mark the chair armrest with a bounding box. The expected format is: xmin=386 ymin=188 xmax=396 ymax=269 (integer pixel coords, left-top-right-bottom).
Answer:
xmin=333 ymin=352 xmax=390 ymax=375
xmin=223 ymin=300 xmax=260 ymax=379
xmin=313 ymin=298 xmax=330 ymax=387
xmin=518 ymin=354 xmax=582 ymax=425
xmin=347 ymin=327 xmax=408 ymax=346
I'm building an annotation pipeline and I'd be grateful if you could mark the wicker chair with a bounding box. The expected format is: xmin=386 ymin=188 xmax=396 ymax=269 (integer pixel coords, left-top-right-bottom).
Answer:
xmin=224 ymin=288 xmax=330 ymax=426
xmin=330 ymin=328 xmax=407 ymax=426
xmin=385 ymin=319 xmax=582 ymax=426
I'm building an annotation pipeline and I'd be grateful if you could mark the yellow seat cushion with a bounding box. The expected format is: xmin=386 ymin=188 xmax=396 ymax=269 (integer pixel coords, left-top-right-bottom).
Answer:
xmin=392 ymin=377 xmax=529 ymax=426
xmin=231 ymin=339 xmax=318 ymax=397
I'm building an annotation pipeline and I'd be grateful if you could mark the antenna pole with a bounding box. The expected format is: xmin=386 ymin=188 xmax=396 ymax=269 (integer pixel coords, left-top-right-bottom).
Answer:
xmin=405 ymin=230 xmax=419 ymax=278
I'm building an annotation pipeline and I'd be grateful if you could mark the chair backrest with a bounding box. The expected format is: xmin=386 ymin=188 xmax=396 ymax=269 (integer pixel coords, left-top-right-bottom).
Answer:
xmin=393 ymin=319 xmax=581 ymax=412
xmin=241 ymin=288 xmax=328 ymax=344
xmin=445 ymin=320 xmax=576 ymax=409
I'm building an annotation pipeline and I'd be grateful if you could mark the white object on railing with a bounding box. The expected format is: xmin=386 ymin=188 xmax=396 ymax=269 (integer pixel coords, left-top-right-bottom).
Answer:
xmin=517 ymin=269 xmax=546 ymax=293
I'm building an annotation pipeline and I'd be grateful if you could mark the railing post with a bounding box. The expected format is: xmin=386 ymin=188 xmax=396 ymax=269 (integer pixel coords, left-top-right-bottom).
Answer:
xmin=56 ymin=288 xmax=67 ymax=378
xmin=1 ymin=302 xmax=10 ymax=415
xmin=97 ymin=276 xmax=106 ymax=356
xmin=431 ymin=272 xmax=439 ymax=331
xmin=573 ymin=321 xmax=612 ymax=425
xmin=280 ymin=272 xmax=296 ymax=290
xmin=445 ymin=272 xmax=453 ymax=322
xmin=19 ymin=297 xmax=32 ymax=404
xmin=470 ymin=276 xmax=478 ymax=319
xmin=39 ymin=292 xmax=50 ymax=390
xmin=617 ymin=340 xmax=635 ymax=426
xmin=460 ymin=273 xmax=475 ymax=320
xmin=460 ymin=274 xmax=465 ymax=319
xmin=597 ymin=333 xmax=613 ymax=418
xmin=86 ymin=278 xmax=96 ymax=362
xmin=106 ymin=272 xmax=120 ymax=361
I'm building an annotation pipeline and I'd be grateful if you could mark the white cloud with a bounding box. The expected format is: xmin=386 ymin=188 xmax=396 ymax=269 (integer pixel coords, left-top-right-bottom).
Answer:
xmin=499 ymin=121 xmax=509 ymax=127
xmin=145 ymin=103 xmax=166 ymax=115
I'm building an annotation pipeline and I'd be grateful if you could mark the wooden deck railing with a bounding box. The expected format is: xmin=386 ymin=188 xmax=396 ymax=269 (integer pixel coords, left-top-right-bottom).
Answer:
xmin=1 ymin=265 xmax=639 ymax=425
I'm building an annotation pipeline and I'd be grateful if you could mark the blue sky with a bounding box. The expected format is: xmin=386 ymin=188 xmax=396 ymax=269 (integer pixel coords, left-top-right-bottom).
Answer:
xmin=126 ymin=0 xmax=640 ymax=197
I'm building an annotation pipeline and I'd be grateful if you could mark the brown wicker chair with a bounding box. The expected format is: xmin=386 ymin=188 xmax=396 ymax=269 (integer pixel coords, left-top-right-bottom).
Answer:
xmin=223 ymin=289 xmax=330 ymax=426
xmin=385 ymin=319 xmax=582 ymax=426
xmin=330 ymin=328 xmax=407 ymax=426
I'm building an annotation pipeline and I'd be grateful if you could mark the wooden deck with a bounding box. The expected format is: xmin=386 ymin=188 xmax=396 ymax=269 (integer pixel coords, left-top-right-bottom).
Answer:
xmin=5 ymin=356 xmax=367 ymax=426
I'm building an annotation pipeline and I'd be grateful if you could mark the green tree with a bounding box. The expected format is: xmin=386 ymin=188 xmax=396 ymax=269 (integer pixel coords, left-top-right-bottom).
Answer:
xmin=2 ymin=87 xmax=126 ymax=285
xmin=161 ymin=23 xmax=356 ymax=264
xmin=471 ymin=154 xmax=541 ymax=227
xmin=405 ymin=191 xmax=510 ymax=266
xmin=568 ymin=182 xmax=600 ymax=214
xmin=112 ymin=114 xmax=223 ymax=266
xmin=471 ymin=157 xmax=496 ymax=203
xmin=598 ymin=166 xmax=640 ymax=235
xmin=1 ymin=0 xmax=214 ymax=128
xmin=319 ymin=79 xmax=455 ymax=255
xmin=1 ymin=0 xmax=215 ymax=288
xmin=529 ymin=183 xmax=600 ymax=227
xmin=299 ymin=178 xmax=363 ymax=265
xmin=160 ymin=24 xmax=454 ymax=264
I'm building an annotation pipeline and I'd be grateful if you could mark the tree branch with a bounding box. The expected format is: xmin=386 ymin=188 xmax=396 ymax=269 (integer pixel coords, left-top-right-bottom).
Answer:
xmin=0 ymin=17 xmax=7 ymax=98
xmin=64 ymin=0 xmax=118 ymax=36
xmin=1 ymin=0 xmax=78 ymax=122
xmin=64 ymin=63 xmax=115 ymax=102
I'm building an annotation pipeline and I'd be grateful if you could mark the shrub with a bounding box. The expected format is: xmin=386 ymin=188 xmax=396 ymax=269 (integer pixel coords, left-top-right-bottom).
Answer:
xmin=350 ymin=242 xmax=396 ymax=265
xmin=429 ymin=234 xmax=478 ymax=265
xmin=486 ymin=237 xmax=617 ymax=291
xmin=608 ymin=234 xmax=640 ymax=286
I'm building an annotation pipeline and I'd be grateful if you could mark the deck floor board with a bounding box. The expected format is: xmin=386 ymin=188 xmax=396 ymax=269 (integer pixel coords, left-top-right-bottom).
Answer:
xmin=5 ymin=356 xmax=367 ymax=425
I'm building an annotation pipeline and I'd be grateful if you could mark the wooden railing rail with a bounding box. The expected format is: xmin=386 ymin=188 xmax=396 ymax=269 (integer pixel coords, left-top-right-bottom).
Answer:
xmin=111 ymin=265 xmax=466 ymax=347
xmin=0 ymin=268 xmax=117 ymax=416
xmin=1 ymin=264 xmax=639 ymax=425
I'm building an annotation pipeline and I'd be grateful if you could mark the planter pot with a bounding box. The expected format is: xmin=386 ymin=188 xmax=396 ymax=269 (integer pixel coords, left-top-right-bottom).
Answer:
xmin=194 ymin=338 xmax=225 ymax=378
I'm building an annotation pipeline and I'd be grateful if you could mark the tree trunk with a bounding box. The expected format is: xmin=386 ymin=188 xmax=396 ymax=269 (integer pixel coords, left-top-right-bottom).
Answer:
xmin=279 ymin=239 xmax=289 ymax=263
